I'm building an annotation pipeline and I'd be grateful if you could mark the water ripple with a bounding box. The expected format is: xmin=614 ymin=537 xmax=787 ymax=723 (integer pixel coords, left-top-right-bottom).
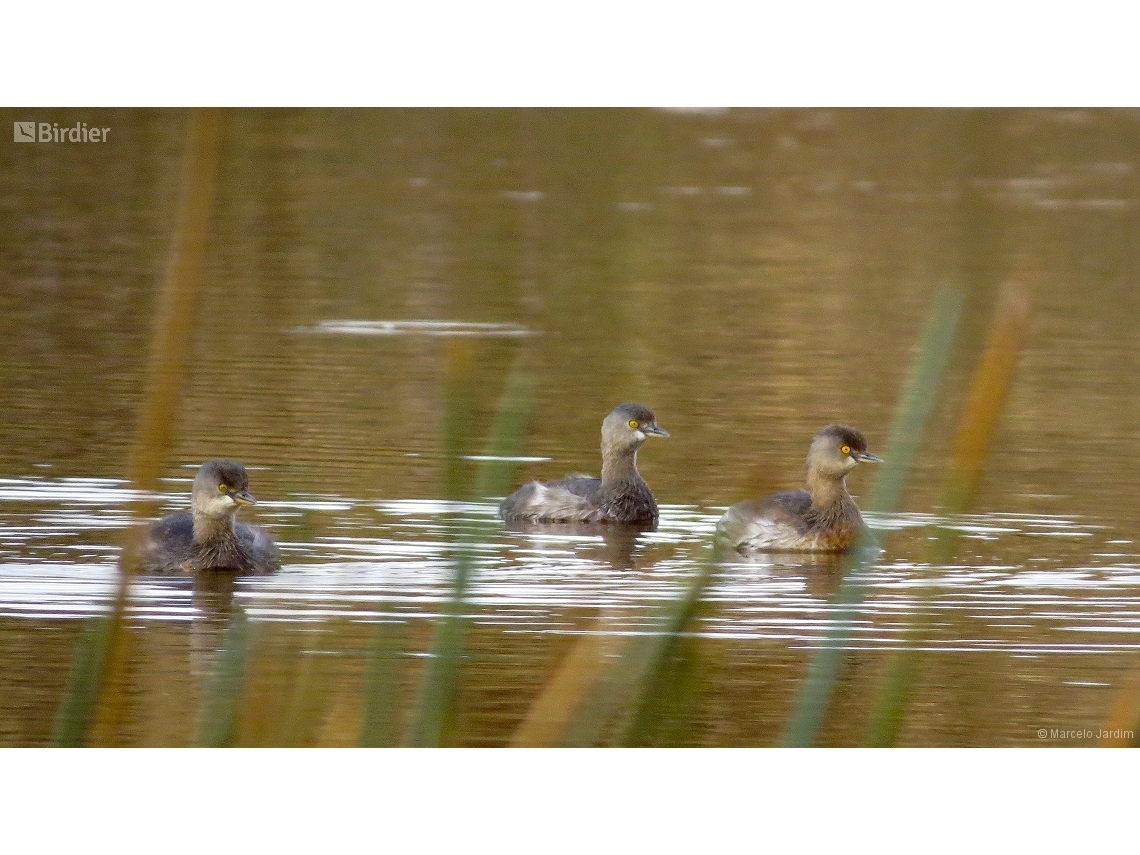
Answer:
xmin=1 ymin=478 xmax=1139 ymax=654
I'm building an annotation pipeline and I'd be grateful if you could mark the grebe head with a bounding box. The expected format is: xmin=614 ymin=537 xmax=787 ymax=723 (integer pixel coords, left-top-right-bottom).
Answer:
xmin=191 ymin=458 xmax=258 ymax=519
xmin=601 ymin=402 xmax=669 ymax=457
xmin=806 ymin=425 xmax=882 ymax=480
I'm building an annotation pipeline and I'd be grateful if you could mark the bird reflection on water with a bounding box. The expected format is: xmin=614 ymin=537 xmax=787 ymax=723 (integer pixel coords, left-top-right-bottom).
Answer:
xmin=501 ymin=519 xmax=659 ymax=571
xmin=188 ymin=571 xmax=241 ymax=680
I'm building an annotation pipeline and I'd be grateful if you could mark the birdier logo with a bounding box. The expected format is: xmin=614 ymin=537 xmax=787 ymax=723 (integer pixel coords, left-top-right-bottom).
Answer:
xmin=13 ymin=121 xmax=109 ymax=143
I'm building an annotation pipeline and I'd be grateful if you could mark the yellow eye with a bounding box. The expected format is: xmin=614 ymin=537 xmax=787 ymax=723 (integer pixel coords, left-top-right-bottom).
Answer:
xmin=841 ymin=445 xmax=852 ymax=455
xmin=218 ymin=484 xmax=229 ymax=493
xmin=628 ymin=419 xmax=640 ymax=429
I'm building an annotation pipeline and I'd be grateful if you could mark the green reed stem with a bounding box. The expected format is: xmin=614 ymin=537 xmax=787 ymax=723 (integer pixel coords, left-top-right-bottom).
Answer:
xmin=868 ymin=284 xmax=1029 ymax=746
xmin=404 ymin=349 xmax=534 ymax=747
xmin=192 ymin=608 xmax=255 ymax=747
xmin=277 ymin=639 xmax=333 ymax=748
xmin=560 ymin=556 xmax=720 ymax=747
xmin=866 ymin=287 xmax=966 ymax=516
xmin=782 ymin=287 xmax=964 ymax=748
xmin=359 ymin=619 xmax=407 ymax=747
xmin=475 ymin=365 xmax=537 ymax=500
xmin=50 ymin=616 xmax=114 ymax=746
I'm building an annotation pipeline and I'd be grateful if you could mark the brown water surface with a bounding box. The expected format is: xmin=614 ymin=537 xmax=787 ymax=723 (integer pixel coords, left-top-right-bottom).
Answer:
xmin=2 ymin=108 xmax=1139 ymax=746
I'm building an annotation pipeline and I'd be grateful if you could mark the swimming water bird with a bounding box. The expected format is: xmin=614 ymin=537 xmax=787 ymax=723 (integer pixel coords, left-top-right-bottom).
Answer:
xmin=716 ymin=425 xmax=882 ymax=553
xmin=139 ymin=459 xmax=280 ymax=574
xmin=499 ymin=402 xmax=670 ymax=524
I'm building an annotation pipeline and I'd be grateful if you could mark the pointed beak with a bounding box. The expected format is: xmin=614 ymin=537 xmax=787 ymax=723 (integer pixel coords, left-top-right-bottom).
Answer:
xmin=644 ymin=424 xmax=670 ymax=438
xmin=855 ymin=451 xmax=883 ymax=463
xmin=232 ymin=489 xmax=258 ymax=506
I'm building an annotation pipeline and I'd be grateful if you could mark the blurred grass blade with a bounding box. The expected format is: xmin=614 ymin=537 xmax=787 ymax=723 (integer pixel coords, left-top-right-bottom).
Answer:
xmin=938 ymin=285 xmax=1030 ymax=518
xmin=475 ymin=359 xmax=537 ymax=500
xmin=403 ymin=579 xmax=469 ymax=747
xmin=360 ymin=619 xmax=406 ymax=747
xmin=404 ymin=339 xmax=476 ymax=747
xmin=782 ymin=287 xmax=963 ymax=748
xmin=53 ymin=109 xmax=223 ymax=746
xmin=554 ymin=558 xmax=719 ymax=748
xmin=618 ymin=629 xmax=700 ymax=747
xmin=868 ymin=284 xmax=1029 ymax=747
xmin=405 ymin=346 xmax=534 ymax=747
xmin=50 ymin=616 xmax=114 ymax=746
xmin=277 ymin=635 xmax=334 ymax=747
xmin=614 ymin=560 xmax=715 ymax=747
xmin=192 ymin=608 xmax=255 ymax=747
xmin=866 ymin=287 xmax=965 ymax=515
xmin=439 ymin=339 xmax=478 ymax=505
xmin=509 ymin=618 xmax=625 ymax=747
